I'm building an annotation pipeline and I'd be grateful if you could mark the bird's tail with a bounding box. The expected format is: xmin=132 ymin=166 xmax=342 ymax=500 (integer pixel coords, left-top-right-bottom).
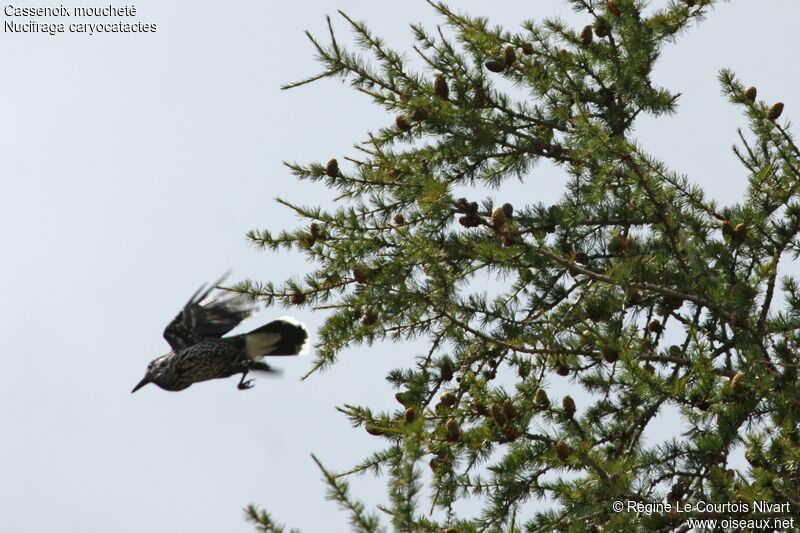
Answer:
xmin=244 ymin=317 xmax=309 ymax=359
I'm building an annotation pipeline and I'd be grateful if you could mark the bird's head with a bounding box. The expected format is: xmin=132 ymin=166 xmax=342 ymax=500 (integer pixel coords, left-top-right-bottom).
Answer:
xmin=131 ymin=353 xmax=175 ymax=393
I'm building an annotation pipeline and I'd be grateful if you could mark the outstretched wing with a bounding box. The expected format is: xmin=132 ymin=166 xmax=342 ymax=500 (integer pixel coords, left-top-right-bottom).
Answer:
xmin=163 ymin=274 xmax=254 ymax=350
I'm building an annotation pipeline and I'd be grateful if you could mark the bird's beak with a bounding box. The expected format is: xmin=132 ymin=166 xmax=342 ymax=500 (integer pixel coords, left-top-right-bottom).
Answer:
xmin=131 ymin=375 xmax=151 ymax=393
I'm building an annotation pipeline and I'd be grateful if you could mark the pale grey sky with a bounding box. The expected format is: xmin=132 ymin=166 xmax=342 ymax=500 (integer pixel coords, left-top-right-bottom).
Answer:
xmin=1 ymin=1 xmax=798 ymax=532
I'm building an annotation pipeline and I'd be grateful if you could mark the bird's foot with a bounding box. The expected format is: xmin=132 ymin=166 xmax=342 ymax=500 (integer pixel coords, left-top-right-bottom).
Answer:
xmin=237 ymin=370 xmax=254 ymax=390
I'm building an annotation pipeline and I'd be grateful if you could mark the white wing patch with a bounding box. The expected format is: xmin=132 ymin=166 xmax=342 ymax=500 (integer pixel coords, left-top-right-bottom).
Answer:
xmin=245 ymin=332 xmax=281 ymax=360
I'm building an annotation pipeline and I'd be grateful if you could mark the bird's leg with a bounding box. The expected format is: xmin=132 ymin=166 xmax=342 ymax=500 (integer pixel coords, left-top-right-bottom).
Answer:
xmin=249 ymin=361 xmax=278 ymax=374
xmin=237 ymin=369 xmax=254 ymax=390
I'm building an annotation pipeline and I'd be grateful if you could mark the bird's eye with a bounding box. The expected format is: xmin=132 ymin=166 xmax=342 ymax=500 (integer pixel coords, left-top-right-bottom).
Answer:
xmin=147 ymin=362 xmax=154 ymax=370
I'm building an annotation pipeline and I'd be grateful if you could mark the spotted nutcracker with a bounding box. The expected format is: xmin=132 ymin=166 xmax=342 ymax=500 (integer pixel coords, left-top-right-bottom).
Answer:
xmin=132 ymin=276 xmax=308 ymax=393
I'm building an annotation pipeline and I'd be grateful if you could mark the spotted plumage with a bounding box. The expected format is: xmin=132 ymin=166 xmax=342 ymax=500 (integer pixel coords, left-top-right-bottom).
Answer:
xmin=132 ymin=276 xmax=308 ymax=393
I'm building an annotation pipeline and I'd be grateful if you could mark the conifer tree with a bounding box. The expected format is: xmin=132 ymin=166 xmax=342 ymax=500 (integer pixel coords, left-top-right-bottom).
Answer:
xmin=242 ymin=1 xmax=800 ymax=530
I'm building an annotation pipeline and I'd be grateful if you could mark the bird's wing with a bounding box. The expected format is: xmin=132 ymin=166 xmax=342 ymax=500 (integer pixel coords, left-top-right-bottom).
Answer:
xmin=163 ymin=274 xmax=254 ymax=350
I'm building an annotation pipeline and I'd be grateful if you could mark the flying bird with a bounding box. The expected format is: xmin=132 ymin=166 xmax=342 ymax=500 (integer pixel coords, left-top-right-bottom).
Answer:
xmin=132 ymin=276 xmax=308 ymax=393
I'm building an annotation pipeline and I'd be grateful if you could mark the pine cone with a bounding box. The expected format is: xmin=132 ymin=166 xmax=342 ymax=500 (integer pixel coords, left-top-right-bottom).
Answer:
xmin=458 ymin=214 xmax=482 ymax=228
xmin=503 ymin=45 xmax=517 ymax=66
xmin=299 ymin=232 xmax=315 ymax=249
xmin=581 ymin=25 xmax=593 ymax=47
xmin=362 ymin=311 xmax=379 ymax=325
xmin=445 ymin=418 xmax=461 ymax=443
xmin=394 ymin=213 xmax=406 ymax=225
xmin=732 ymin=223 xmax=747 ymax=244
xmin=491 ymin=207 xmax=507 ymax=229
xmin=647 ymin=319 xmax=663 ymax=334
xmin=440 ymin=360 xmax=455 ymax=381
xmin=440 ymin=392 xmax=458 ymax=408
xmin=485 ymin=59 xmax=506 ymax=73
xmin=454 ymin=197 xmax=469 ymax=211
xmin=594 ymin=19 xmax=610 ymax=38
xmin=555 ymin=362 xmax=570 ymax=376
xmin=609 ymin=234 xmax=633 ymax=256
xmin=411 ymin=107 xmax=429 ymax=121
xmin=768 ymin=102 xmax=784 ymax=121
xmin=395 ymin=115 xmax=412 ymax=132
xmin=474 ymin=402 xmax=489 ymax=416
xmin=290 ymin=292 xmax=306 ymax=305
xmin=721 ymin=219 xmax=734 ymax=238
xmin=602 ymin=345 xmax=620 ymax=363
xmin=490 ymin=403 xmax=507 ymax=426
xmin=731 ymin=371 xmax=745 ymax=393
xmin=404 ymin=407 xmax=417 ymax=423
xmin=503 ymin=425 xmax=521 ymax=441
xmin=434 ymin=75 xmax=449 ymax=100
xmin=625 ymin=288 xmax=642 ymax=307
xmin=502 ymin=399 xmax=517 ymax=421
xmin=395 ymin=391 xmax=414 ymax=407
xmin=607 ymin=0 xmax=621 ymax=16
xmin=562 ymin=395 xmax=576 ymax=418
xmin=555 ymin=439 xmax=572 ymax=461
xmin=535 ymin=388 xmax=550 ymax=408
xmin=744 ymin=86 xmax=757 ymax=103
xmin=521 ymin=42 xmax=534 ymax=55
xmin=325 ymin=158 xmax=339 ymax=177
xmin=353 ymin=267 xmax=369 ymax=284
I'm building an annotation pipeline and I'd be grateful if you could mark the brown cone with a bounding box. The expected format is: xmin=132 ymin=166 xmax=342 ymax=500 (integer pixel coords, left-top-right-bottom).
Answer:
xmin=731 ymin=371 xmax=745 ymax=393
xmin=434 ymin=75 xmax=449 ymax=100
xmin=485 ymin=59 xmax=506 ymax=73
xmin=562 ymin=395 xmax=576 ymax=418
xmin=353 ymin=267 xmax=369 ymax=284
xmin=395 ymin=115 xmax=412 ymax=131
xmin=581 ymin=25 xmax=593 ymax=47
xmin=490 ymin=403 xmax=507 ymax=426
xmin=491 ymin=207 xmax=507 ymax=229
xmin=502 ymin=399 xmax=516 ymax=421
xmin=768 ymin=102 xmax=784 ymax=121
xmin=445 ymin=418 xmax=461 ymax=443
xmin=440 ymin=392 xmax=458 ymax=408
xmin=555 ymin=439 xmax=572 ymax=461
xmin=535 ymin=388 xmax=550 ymax=408
xmin=503 ymin=45 xmax=517 ymax=66
xmin=325 ymin=158 xmax=339 ymax=177
xmin=290 ymin=293 xmax=306 ymax=305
